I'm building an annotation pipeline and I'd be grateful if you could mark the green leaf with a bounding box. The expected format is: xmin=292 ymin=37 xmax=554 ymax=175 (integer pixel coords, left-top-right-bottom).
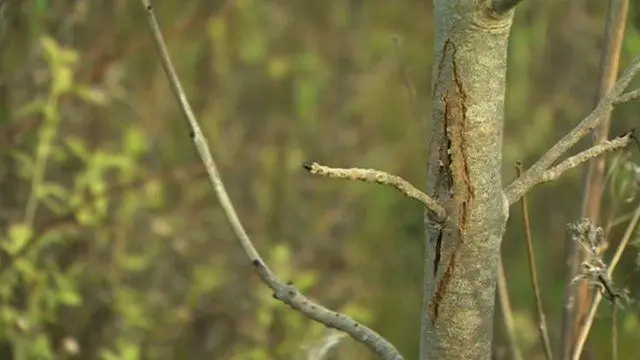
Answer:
xmin=5 ymin=223 xmax=33 ymax=255
xmin=124 ymin=126 xmax=148 ymax=157
xmin=65 ymin=136 xmax=91 ymax=161
xmin=75 ymin=85 xmax=109 ymax=106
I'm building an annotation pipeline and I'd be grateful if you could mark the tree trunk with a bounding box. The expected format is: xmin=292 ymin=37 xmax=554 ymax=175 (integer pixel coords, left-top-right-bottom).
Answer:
xmin=420 ymin=2 xmax=514 ymax=359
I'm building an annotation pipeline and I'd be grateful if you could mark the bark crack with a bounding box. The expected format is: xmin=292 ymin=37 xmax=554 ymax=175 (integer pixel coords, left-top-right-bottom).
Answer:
xmin=429 ymin=38 xmax=474 ymax=325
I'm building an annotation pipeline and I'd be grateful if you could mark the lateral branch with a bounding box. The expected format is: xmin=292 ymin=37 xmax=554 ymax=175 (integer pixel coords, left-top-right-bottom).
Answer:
xmin=303 ymin=161 xmax=447 ymax=221
xmin=505 ymin=56 xmax=640 ymax=205
xmin=540 ymin=133 xmax=631 ymax=183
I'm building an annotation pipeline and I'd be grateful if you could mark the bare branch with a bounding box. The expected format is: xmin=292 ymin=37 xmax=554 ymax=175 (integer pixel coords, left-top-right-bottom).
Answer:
xmin=504 ymin=56 xmax=640 ymax=205
xmin=572 ymin=202 xmax=640 ymax=360
xmin=303 ymin=161 xmax=447 ymax=221
xmin=614 ymin=88 xmax=640 ymax=104
xmin=138 ymin=1 xmax=404 ymax=359
xmin=540 ymin=134 xmax=631 ymax=183
xmin=491 ymin=0 xmax=526 ymax=15
xmin=515 ymin=164 xmax=553 ymax=360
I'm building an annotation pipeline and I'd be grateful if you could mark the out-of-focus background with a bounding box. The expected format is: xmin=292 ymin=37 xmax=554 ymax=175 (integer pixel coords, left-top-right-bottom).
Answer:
xmin=1 ymin=0 xmax=640 ymax=359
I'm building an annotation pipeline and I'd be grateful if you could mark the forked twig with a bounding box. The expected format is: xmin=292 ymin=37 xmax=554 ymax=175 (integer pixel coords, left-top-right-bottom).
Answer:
xmin=138 ymin=1 xmax=404 ymax=359
xmin=541 ymin=134 xmax=631 ymax=183
xmin=303 ymin=161 xmax=447 ymax=221
xmin=505 ymin=56 xmax=640 ymax=205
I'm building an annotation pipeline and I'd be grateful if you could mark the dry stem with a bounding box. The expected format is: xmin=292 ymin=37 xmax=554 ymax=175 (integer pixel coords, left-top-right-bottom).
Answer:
xmin=497 ymin=257 xmax=524 ymax=360
xmin=516 ymin=163 xmax=553 ymax=360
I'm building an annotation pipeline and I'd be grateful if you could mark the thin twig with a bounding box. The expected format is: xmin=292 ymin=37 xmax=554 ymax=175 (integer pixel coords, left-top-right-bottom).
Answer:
xmin=541 ymin=134 xmax=631 ymax=183
xmin=504 ymin=55 xmax=640 ymax=205
xmin=497 ymin=256 xmax=524 ymax=360
xmin=572 ymin=201 xmax=640 ymax=360
xmin=303 ymin=161 xmax=447 ymax=221
xmin=138 ymin=1 xmax=404 ymax=359
xmin=614 ymin=88 xmax=640 ymax=104
xmin=516 ymin=163 xmax=553 ymax=360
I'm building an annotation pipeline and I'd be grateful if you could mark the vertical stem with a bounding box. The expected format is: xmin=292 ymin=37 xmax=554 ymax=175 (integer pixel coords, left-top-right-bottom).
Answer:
xmin=517 ymin=164 xmax=553 ymax=360
xmin=561 ymin=1 xmax=629 ymax=358
xmin=497 ymin=257 xmax=524 ymax=360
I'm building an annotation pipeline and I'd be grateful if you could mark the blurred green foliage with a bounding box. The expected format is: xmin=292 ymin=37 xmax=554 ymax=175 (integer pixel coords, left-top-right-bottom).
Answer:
xmin=0 ymin=1 xmax=640 ymax=359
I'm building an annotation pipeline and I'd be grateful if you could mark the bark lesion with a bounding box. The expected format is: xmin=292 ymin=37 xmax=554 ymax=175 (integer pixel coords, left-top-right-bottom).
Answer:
xmin=429 ymin=39 xmax=474 ymax=324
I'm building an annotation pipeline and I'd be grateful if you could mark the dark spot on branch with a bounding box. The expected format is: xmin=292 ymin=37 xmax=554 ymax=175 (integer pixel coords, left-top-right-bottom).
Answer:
xmin=433 ymin=230 xmax=443 ymax=275
xmin=623 ymin=127 xmax=640 ymax=152
xmin=252 ymin=259 xmax=261 ymax=267
xmin=302 ymin=162 xmax=314 ymax=171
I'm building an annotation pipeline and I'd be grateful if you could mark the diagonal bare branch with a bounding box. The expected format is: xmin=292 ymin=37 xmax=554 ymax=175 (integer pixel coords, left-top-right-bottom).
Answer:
xmin=540 ymin=134 xmax=631 ymax=184
xmin=504 ymin=56 xmax=640 ymax=205
xmin=138 ymin=1 xmax=404 ymax=359
xmin=303 ymin=161 xmax=447 ymax=221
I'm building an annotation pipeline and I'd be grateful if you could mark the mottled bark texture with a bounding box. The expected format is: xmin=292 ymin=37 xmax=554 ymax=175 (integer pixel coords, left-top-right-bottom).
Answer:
xmin=421 ymin=2 xmax=514 ymax=359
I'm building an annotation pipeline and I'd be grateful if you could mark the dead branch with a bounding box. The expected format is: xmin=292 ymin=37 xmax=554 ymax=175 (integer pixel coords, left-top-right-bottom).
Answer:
xmin=138 ymin=1 xmax=404 ymax=359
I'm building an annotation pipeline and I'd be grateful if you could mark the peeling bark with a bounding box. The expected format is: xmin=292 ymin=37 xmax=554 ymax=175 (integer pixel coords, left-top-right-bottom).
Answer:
xmin=420 ymin=1 xmax=513 ymax=359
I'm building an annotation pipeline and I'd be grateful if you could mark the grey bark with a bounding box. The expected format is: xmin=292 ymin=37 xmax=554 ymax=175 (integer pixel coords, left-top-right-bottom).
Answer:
xmin=420 ymin=2 xmax=514 ymax=359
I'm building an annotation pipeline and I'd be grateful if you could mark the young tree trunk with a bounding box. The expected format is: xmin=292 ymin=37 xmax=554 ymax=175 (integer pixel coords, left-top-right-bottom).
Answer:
xmin=420 ymin=2 xmax=515 ymax=359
